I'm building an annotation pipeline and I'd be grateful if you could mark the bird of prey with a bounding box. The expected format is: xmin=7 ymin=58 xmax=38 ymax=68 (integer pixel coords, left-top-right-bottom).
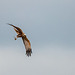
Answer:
xmin=8 ymin=23 xmax=32 ymax=57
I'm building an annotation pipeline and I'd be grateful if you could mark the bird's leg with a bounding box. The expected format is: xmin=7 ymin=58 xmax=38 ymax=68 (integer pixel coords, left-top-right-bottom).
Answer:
xmin=17 ymin=34 xmax=22 ymax=38
xmin=14 ymin=34 xmax=22 ymax=40
xmin=14 ymin=35 xmax=19 ymax=40
xmin=14 ymin=36 xmax=17 ymax=40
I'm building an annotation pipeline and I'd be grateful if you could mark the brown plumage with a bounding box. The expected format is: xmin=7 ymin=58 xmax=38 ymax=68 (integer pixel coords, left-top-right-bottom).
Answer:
xmin=8 ymin=23 xmax=32 ymax=57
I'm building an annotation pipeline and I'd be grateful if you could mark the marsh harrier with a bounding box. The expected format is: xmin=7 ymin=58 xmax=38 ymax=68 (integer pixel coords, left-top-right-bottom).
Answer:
xmin=8 ymin=24 xmax=32 ymax=57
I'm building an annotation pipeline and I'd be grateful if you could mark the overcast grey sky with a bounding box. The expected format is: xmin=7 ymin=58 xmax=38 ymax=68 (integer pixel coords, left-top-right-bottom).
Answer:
xmin=0 ymin=0 xmax=75 ymax=75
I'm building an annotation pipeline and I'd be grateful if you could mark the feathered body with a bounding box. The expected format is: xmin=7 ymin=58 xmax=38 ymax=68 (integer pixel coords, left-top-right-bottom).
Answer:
xmin=8 ymin=23 xmax=32 ymax=56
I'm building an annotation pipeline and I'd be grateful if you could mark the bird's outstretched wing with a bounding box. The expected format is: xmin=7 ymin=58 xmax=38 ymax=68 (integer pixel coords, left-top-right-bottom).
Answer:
xmin=8 ymin=23 xmax=24 ymax=35
xmin=22 ymin=36 xmax=32 ymax=57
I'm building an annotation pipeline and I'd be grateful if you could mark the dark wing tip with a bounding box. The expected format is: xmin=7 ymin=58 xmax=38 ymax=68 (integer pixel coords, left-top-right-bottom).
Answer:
xmin=7 ymin=23 xmax=11 ymax=25
xmin=26 ymin=48 xmax=32 ymax=57
xmin=7 ymin=23 xmax=15 ymax=27
xmin=7 ymin=23 xmax=23 ymax=34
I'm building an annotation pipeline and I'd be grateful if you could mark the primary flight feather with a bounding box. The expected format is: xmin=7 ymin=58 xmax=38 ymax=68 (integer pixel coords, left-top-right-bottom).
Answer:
xmin=8 ymin=23 xmax=32 ymax=57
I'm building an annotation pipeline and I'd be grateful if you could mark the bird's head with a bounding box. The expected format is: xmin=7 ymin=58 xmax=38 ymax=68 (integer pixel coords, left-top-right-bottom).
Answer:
xmin=22 ymin=33 xmax=26 ymax=37
xmin=24 ymin=33 xmax=26 ymax=36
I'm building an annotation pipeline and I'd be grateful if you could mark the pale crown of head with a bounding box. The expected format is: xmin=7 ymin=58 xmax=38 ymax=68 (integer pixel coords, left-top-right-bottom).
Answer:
xmin=24 ymin=34 xmax=26 ymax=36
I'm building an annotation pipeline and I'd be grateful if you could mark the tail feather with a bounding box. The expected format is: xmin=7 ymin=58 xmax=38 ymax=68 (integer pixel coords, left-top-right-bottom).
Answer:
xmin=26 ymin=48 xmax=32 ymax=57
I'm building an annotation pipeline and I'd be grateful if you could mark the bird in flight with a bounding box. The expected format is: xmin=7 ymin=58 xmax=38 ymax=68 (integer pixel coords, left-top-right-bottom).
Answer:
xmin=8 ymin=23 xmax=32 ymax=57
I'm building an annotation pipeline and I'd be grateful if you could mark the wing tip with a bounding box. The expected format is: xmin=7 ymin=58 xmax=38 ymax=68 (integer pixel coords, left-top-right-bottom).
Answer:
xmin=7 ymin=23 xmax=14 ymax=26
xmin=26 ymin=48 xmax=32 ymax=57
